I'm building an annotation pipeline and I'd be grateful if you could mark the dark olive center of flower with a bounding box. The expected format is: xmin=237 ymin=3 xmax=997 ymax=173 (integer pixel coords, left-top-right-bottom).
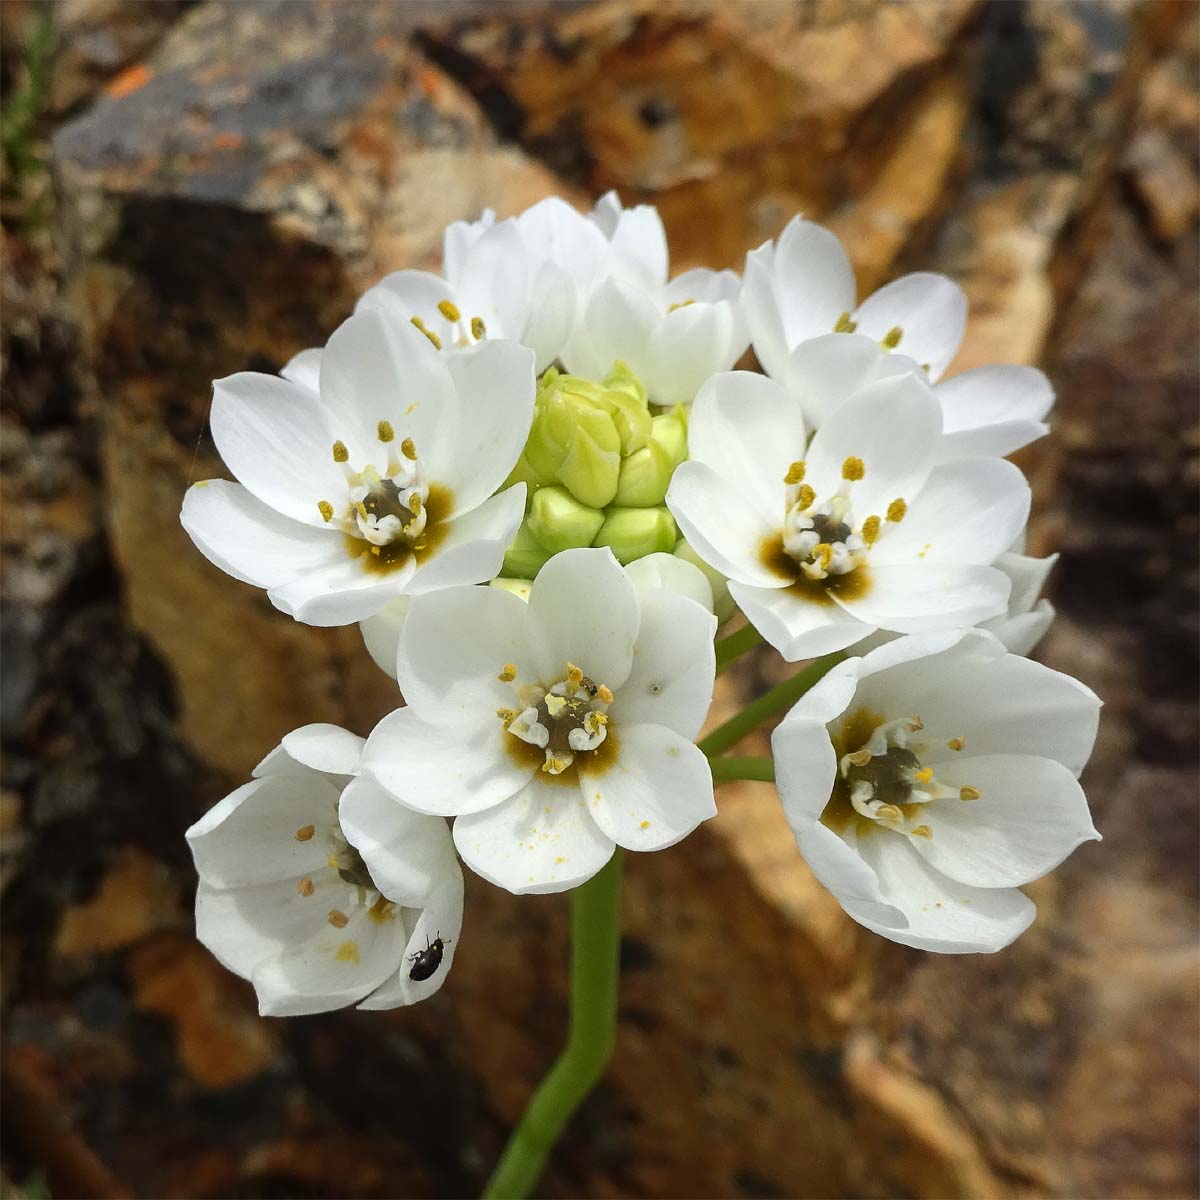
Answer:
xmin=334 ymin=843 xmax=374 ymax=890
xmin=535 ymin=690 xmax=598 ymax=755
xmin=361 ymin=479 xmax=411 ymax=525
xmin=810 ymin=511 xmax=852 ymax=547
xmin=843 ymin=745 xmax=921 ymax=809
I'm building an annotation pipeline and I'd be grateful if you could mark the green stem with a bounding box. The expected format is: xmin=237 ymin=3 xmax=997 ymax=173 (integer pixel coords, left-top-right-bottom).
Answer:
xmin=698 ymin=651 xmax=845 ymax=759
xmin=715 ymin=624 xmax=763 ymax=674
xmin=709 ymin=755 xmax=775 ymax=783
xmin=483 ymin=851 xmax=623 ymax=1199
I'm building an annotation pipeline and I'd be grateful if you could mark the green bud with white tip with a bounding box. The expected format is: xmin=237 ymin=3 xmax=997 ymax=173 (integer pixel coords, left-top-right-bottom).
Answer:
xmin=613 ymin=410 xmax=688 ymax=506
xmin=594 ymin=506 xmax=678 ymax=565
xmin=527 ymin=486 xmax=606 ymax=553
xmin=489 ymin=576 xmax=533 ymax=603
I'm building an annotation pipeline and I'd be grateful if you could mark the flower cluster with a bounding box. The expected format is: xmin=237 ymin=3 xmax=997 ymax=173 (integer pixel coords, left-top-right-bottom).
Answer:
xmin=183 ymin=196 xmax=1098 ymax=1015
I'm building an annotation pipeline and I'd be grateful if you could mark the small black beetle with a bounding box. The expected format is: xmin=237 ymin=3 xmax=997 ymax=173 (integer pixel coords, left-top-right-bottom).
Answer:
xmin=408 ymin=932 xmax=450 ymax=981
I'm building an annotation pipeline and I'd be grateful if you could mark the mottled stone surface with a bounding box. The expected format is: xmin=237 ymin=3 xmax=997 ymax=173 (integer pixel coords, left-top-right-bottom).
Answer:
xmin=2 ymin=2 xmax=1196 ymax=1198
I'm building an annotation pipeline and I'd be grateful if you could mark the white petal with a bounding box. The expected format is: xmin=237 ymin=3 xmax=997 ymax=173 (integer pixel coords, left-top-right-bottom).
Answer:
xmin=338 ymin=776 xmax=457 ymax=905
xmin=685 ymin=371 xmax=802 ymax=523
xmin=582 ymin=724 xmax=715 ymax=852
xmin=355 ymin=268 xmax=461 ymax=352
xmin=784 ymin=333 xmax=913 ymax=429
xmin=359 ymin=595 xmax=412 ymax=680
xmin=520 ymin=197 xmax=608 ymax=288
xmin=358 ymin=875 xmax=465 ymax=1008
xmin=792 ymin=821 xmax=906 ymax=928
xmin=729 ymin=580 xmax=873 ymax=661
xmin=853 ymin=273 xmax=967 ymax=382
xmin=936 ymin=365 xmax=1054 ymax=460
xmin=438 ymin=341 xmax=536 ymax=514
xmin=741 ymin=241 xmax=791 ymax=380
xmin=452 ymin=778 xmax=614 ymax=895
xmin=564 ymin=277 xmax=657 ymax=381
xmin=268 ymin=557 xmax=411 ymax=627
xmin=181 ymin=480 xmax=344 ymax=588
xmin=209 ymin=372 xmax=344 ymax=524
xmin=624 ymin=553 xmax=714 ymax=611
xmin=666 ymin=462 xmax=781 ymax=587
xmin=854 ymin=628 xmax=1100 ymax=774
xmin=405 ymin=484 xmax=527 ymax=596
xmin=643 ymin=301 xmax=741 ymax=406
xmin=772 ymin=216 xmax=856 ymax=345
xmin=252 ymin=900 xmax=409 ymax=1016
xmin=528 ymin=548 xmax=639 ymax=691
xmin=443 ymin=209 xmax=494 ymax=284
xmin=838 ymin=562 xmax=1010 ymax=633
xmin=398 ymin=581 xmax=539 ymax=725
xmin=996 ymin=551 xmax=1057 ymax=615
xmin=187 ymin=775 xmax=339 ymax=888
xmin=802 ymin=373 xmax=941 ymax=519
xmin=610 ymin=588 xmax=716 ymax=739
xmin=362 ymin=708 xmax=533 ymax=817
xmin=665 ymin=267 xmax=741 ymax=307
xmin=280 ymin=724 xmax=364 ymax=777
xmin=911 ymin=754 xmax=1098 ymax=888
xmin=871 ymin=458 xmax=1031 ymax=568
xmin=281 ymin=347 xmax=322 ymax=393
xmin=600 ymin=196 xmax=668 ymax=291
xmin=524 ymin=261 xmax=580 ymax=371
xmin=454 ymin=219 xmax=531 ymax=337
xmin=850 ymin=835 xmax=1036 ymax=953
xmin=320 ymin=309 xmax=457 ymax=480
xmin=984 ymin=599 xmax=1055 ymax=656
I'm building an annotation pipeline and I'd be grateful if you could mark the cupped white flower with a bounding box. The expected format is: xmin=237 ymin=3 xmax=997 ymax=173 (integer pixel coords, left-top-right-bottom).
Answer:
xmin=666 ymin=370 xmax=1030 ymax=660
xmin=181 ymin=310 xmax=535 ymax=627
xmin=187 ymin=724 xmax=464 ymax=1015
xmin=742 ymin=216 xmax=1054 ymax=459
xmin=771 ymin=629 xmax=1101 ymax=953
xmin=362 ymin=547 xmax=718 ymax=895
xmin=558 ymin=193 xmax=748 ymax=407
xmin=358 ymin=197 xmax=609 ymax=372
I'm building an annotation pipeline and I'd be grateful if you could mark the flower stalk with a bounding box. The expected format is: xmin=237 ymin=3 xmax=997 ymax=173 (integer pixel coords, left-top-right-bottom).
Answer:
xmin=483 ymin=851 xmax=624 ymax=1199
xmin=714 ymin=624 xmax=764 ymax=674
xmin=709 ymin=755 xmax=776 ymax=783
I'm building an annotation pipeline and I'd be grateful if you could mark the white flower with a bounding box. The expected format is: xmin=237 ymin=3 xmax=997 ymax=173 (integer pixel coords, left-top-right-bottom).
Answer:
xmin=362 ymin=547 xmax=718 ymax=895
xmin=741 ymin=215 xmax=1054 ymax=459
xmin=357 ymin=197 xmax=609 ymax=371
xmin=982 ymin=550 xmax=1057 ymax=655
xmin=181 ymin=309 xmax=534 ymax=627
xmin=559 ymin=192 xmax=748 ymax=407
xmin=187 ymin=723 xmax=464 ymax=1015
xmin=772 ymin=629 xmax=1100 ymax=953
xmin=666 ymin=370 xmax=1031 ymax=660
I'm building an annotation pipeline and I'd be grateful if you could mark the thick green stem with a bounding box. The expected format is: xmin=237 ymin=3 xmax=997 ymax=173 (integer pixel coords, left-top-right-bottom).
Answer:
xmin=482 ymin=851 xmax=623 ymax=1199
xmin=698 ymin=651 xmax=845 ymax=759
xmin=709 ymin=755 xmax=776 ymax=783
xmin=714 ymin=624 xmax=763 ymax=674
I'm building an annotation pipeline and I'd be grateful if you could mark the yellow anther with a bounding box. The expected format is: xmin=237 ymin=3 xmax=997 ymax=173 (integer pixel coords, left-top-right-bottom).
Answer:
xmin=327 ymin=853 xmax=340 ymax=869
xmin=841 ymin=456 xmax=865 ymax=482
xmin=909 ymin=716 xmax=924 ymax=732
xmin=639 ymin=820 xmax=651 ymax=829
xmin=959 ymin=785 xmax=982 ymax=801
xmin=667 ymin=298 xmax=696 ymax=312
xmin=408 ymin=492 xmax=422 ymax=516
xmin=498 ymin=663 xmax=517 ymax=682
xmin=566 ymin=662 xmax=584 ymax=688
xmin=317 ymin=500 xmax=334 ymax=523
xmin=328 ymin=909 xmax=349 ymax=929
xmin=793 ymin=483 xmax=815 ymax=511
xmin=881 ymin=326 xmax=903 ymax=349
xmin=597 ymin=684 xmax=614 ymax=704
xmin=861 ymin=515 xmax=881 ymax=545
xmin=834 ymin=311 xmax=858 ymax=333
xmin=370 ymin=545 xmax=382 ymax=557
xmin=886 ymin=498 xmax=907 ymax=524
xmin=914 ymin=766 xmax=934 ymax=785
xmin=399 ymin=437 xmax=416 ymax=463
xmin=336 ymin=940 xmax=360 ymax=964
xmin=784 ymin=461 xmax=806 ymax=485
xmin=297 ymin=877 xmax=315 ymax=896
xmin=846 ymin=748 xmax=872 ymax=767
xmin=355 ymin=501 xmax=369 ymax=520
xmin=332 ymin=440 xmax=349 ymax=463
xmin=812 ymin=543 xmax=833 ymax=569
xmin=368 ymin=895 xmax=395 ymax=923
xmin=544 ymin=694 xmax=567 ymax=717
xmin=295 ymin=824 xmax=315 ymax=842
xmin=377 ymin=420 xmax=395 ymax=443
xmin=410 ymin=315 xmax=442 ymax=349
xmin=542 ymin=756 xmax=569 ymax=774
xmin=471 ymin=316 xmax=486 ymax=339
xmin=592 ymin=712 xmax=609 ymax=727
xmin=438 ymin=299 xmax=461 ymax=322
xmin=876 ymin=803 xmax=904 ymax=822
xmin=910 ymin=824 xmax=933 ymax=839
xmin=496 ymin=707 xmax=517 ymax=726
xmin=947 ymin=737 xmax=965 ymax=752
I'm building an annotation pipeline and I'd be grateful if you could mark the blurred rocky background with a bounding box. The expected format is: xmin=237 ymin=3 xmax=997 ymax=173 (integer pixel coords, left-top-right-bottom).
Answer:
xmin=1 ymin=1 xmax=1196 ymax=1197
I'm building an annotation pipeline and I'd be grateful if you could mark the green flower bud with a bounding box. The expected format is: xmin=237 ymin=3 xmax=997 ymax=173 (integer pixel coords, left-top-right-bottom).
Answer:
xmin=599 ymin=361 xmax=653 ymax=455
xmin=503 ymin=519 xmax=554 ymax=579
xmin=675 ymin=537 xmax=736 ymax=624
xmin=527 ymin=486 xmax=605 ymax=553
xmin=490 ymin=577 xmax=533 ymax=603
xmin=613 ymin=410 xmax=689 ymax=507
xmin=594 ymin=506 xmax=678 ymax=565
xmin=502 ymin=451 xmax=556 ymax=498
xmin=525 ymin=375 xmax=622 ymax=508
